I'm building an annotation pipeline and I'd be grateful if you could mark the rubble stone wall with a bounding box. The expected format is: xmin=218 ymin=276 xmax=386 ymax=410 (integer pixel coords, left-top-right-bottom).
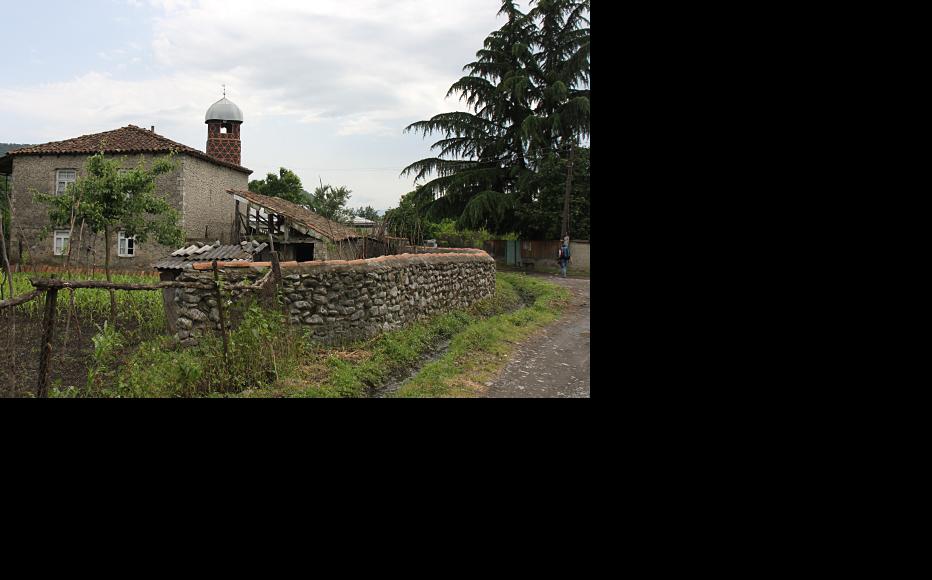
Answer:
xmin=172 ymin=249 xmax=496 ymax=345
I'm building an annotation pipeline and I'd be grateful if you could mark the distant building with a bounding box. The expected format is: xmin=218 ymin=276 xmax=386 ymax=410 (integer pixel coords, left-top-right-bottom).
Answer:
xmin=0 ymin=94 xmax=252 ymax=269
xmin=351 ymin=215 xmax=378 ymax=233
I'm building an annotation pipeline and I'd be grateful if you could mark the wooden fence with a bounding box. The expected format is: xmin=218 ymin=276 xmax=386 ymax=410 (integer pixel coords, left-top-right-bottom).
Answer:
xmin=0 ymin=253 xmax=284 ymax=398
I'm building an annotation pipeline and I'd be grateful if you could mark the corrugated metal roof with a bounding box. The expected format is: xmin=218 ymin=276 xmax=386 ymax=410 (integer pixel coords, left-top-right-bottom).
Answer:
xmin=153 ymin=240 xmax=267 ymax=270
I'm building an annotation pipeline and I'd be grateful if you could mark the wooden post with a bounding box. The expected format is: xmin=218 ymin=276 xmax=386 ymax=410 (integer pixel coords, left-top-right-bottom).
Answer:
xmin=233 ymin=199 xmax=241 ymax=243
xmin=212 ymin=260 xmax=229 ymax=359
xmin=270 ymin=251 xmax=283 ymax=287
xmin=270 ymin=250 xmax=286 ymax=317
xmin=160 ymin=270 xmax=178 ymax=335
xmin=36 ymin=288 xmax=58 ymax=398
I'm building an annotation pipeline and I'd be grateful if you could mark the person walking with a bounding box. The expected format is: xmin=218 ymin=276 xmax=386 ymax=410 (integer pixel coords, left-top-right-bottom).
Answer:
xmin=558 ymin=236 xmax=571 ymax=278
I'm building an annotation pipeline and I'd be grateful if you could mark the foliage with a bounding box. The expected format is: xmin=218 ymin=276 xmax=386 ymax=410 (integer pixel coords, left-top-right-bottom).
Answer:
xmin=248 ymin=167 xmax=309 ymax=205
xmin=11 ymin=271 xmax=166 ymax=334
xmin=351 ymin=206 xmax=381 ymax=221
xmin=308 ymin=182 xmax=353 ymax=223
xmin=87 ymin=302 xmax=305 ymax=397
xmin=402 ymin=0 xmax=590 ymax=238
xmin=515 ymin=146 xmax=589 ymax=239
xmin=383 ymin=187 xmax=433 ymax=244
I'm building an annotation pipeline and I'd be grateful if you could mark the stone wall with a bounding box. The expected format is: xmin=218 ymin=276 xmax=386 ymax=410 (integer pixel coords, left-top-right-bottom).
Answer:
xmin=172 ymin=249 xmax=496 ymax=345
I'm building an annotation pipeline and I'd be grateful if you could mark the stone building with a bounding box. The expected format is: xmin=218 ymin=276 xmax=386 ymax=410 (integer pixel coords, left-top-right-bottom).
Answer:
xmin=0 ymin=95 xmax=252 ymax=270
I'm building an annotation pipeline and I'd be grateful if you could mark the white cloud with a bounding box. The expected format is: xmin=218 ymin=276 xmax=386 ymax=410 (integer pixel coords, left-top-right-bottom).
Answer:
xmin=2 ymin=0 xmax=533 ymax=208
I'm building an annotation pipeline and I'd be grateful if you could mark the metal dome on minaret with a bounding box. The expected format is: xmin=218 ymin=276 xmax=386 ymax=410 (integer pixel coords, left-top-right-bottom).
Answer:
xmin=205 ymin=87 xmax=243 ymax=165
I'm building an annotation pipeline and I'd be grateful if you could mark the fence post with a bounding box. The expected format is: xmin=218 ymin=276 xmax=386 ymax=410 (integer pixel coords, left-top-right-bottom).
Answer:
xmin=270 ymin=251 xmax=288 ymax=317
xmin=212 ymin=260 xmax=229 ymax=360
xmin=36 ymin=288 xmax=58 ymax=398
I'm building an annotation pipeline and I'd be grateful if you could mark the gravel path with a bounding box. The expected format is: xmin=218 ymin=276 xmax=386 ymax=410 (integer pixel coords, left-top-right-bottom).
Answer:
xmin=486 ymin=275 xmax=590 ymax=398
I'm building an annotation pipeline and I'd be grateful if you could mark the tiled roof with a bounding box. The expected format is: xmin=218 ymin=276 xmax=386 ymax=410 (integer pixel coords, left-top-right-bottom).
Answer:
xmin=7 ymin=125 xmax=252 ymax=175
xmin=152 ymin=240 xmax=267 ymax=270
xmin=228 ymin=189 xmax=361 ymax=242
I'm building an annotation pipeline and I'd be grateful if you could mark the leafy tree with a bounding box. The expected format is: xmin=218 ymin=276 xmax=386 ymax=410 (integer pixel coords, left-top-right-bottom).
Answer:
xmin=248 ymin=168 xmax=309 ymax=205
xmin=35 ymin=152 xmax=183 ymax=320
xmin=308 ymin=182 xmax=353 ymax=223
xmin=351 ymin=206 xmax=381 ymax=221
xmin=383 ymin=188 xmax=435 ymax=244
xmin=515 ymin=146 xmax=589 ymax=239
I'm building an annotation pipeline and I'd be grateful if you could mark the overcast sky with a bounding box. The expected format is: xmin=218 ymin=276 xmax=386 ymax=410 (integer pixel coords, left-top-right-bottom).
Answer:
xmin=1 ymin=0 xmax=534 ymax=212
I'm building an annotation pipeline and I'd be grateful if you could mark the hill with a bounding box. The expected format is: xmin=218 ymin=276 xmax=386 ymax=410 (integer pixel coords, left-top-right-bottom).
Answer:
xmin=0 ymin=143 xmax=32 ymax=156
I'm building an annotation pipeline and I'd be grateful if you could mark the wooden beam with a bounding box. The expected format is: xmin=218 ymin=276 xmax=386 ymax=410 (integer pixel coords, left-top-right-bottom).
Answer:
xmin=30 ymin=279 xmax=214 ymax=291
xmin=0 ymin=289 xmax=43 ymax=310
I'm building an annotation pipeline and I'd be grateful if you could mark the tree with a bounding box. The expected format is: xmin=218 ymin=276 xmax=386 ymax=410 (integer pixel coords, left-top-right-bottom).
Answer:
xmin=402 ymin=1 xmax=537 ymax=235
xmin=308 ymin=181 xmax=353 ymax=223
xmin=248 ymin=168 xmax=308 ymax=205
xmin=383 ymin=187 xmax=435 ymax=245
xmin=351 ymin=206 xmax=381 ymax=221
xmin=514 ymin=146 xmax=589 ymax=239
xmin=401 ymin=0 xmax=589 ymax=238
xmin=35 ymin=152 xmax=184 ymax=321
xmin=524 ymin=0 xmax=590 ymax=238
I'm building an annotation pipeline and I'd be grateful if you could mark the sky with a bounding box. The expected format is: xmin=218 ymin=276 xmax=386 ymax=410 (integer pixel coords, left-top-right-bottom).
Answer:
xmin=1 ymin=0 xmax=534 ymax=213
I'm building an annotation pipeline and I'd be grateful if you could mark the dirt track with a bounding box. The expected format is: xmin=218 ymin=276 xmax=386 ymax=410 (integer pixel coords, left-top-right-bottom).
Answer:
xmin=485 ymin=275 xmax=590 ymax=398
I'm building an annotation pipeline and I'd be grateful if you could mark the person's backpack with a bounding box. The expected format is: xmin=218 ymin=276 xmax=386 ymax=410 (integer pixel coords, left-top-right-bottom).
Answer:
xmin=557 ymin=244 xmax=570 ymax=261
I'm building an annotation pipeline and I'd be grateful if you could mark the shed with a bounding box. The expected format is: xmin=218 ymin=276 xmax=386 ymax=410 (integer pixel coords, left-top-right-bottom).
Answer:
xmin=227 ymin=189 xmax=382 ymax=261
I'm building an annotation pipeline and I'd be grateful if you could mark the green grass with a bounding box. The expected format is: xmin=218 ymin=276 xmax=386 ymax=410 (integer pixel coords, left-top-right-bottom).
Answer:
xmin=392 ymin=273 xmax=570 ymax=397
xmin=268 ymin=275 xmax=524 ymax=398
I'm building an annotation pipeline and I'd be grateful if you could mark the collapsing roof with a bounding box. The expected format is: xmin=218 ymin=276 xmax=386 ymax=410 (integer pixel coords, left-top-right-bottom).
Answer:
xmin=228 ymin=189 xmax=362 ymax=242
xmin=152 ymin=240 xmax=267 ymax=270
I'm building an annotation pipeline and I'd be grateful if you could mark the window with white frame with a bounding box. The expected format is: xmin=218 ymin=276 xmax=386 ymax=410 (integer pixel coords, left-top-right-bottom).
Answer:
xmin=118 ymin=231 xmax=136 ymax=257
xmin=56 ymin=169 xmax=77 ymax=195
xmin=53 ymin=230 xmax=70 ymax=256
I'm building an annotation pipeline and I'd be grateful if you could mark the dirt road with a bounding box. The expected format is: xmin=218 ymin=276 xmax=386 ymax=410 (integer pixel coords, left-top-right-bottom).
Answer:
xmin=485 ymin=275 xmax=590 ymax=398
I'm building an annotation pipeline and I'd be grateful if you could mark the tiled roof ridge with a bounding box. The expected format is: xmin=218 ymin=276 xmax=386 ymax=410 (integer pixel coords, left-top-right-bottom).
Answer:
xmin=7 ymin=124 xmax=252 ymax=175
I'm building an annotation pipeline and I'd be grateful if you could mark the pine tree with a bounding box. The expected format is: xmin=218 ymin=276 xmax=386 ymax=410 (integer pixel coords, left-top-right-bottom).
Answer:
xmin=402 ymin=0 xmax=589 ymax=238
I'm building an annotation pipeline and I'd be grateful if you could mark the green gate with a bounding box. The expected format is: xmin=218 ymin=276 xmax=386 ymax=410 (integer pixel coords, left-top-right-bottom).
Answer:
xmin=505 ymin=240 xmax=520 ymax=266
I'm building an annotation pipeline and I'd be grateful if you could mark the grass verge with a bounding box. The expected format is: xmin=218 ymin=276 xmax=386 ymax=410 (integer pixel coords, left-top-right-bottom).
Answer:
xmin=391 ymin=273 xmax=569 ymax=397
xmin=49 ymin=272 xmax=567 ymax=398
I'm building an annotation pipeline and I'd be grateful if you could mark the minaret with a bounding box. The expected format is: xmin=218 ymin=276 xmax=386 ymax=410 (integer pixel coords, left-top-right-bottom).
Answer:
xmin=205 ymin=88 xmax=244 ymax=165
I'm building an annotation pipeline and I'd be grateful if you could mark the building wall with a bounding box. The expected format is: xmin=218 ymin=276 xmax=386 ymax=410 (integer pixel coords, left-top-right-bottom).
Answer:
xmin=180 ymin=154 xmax=249 ymax=244
xmin=8 ymin=153 xmax=183 ymax=269
xmin=568 ymin=241 xmax=590 ymax=272
xmin=172 ymin=249 xmax=497 ymax=346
